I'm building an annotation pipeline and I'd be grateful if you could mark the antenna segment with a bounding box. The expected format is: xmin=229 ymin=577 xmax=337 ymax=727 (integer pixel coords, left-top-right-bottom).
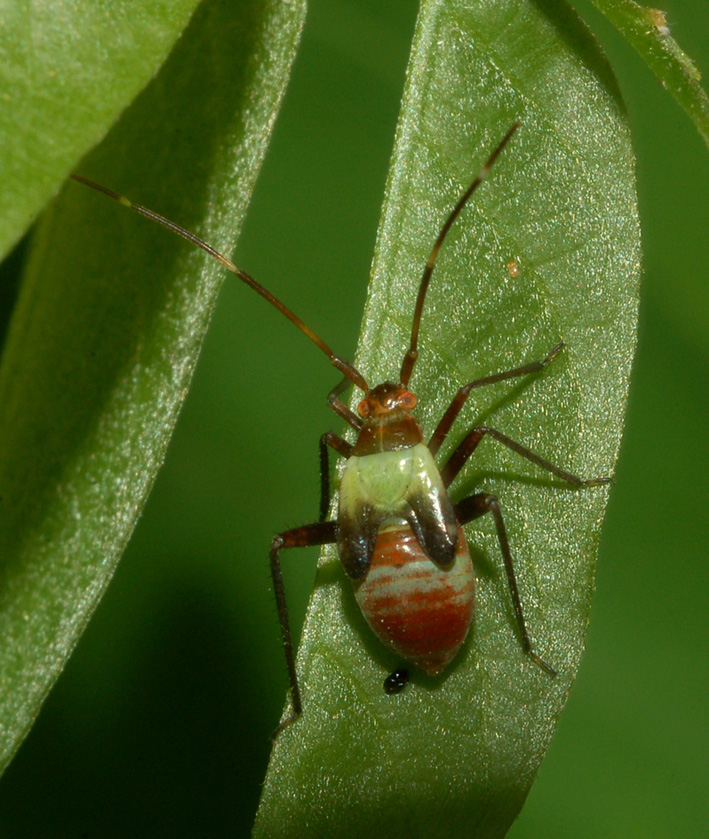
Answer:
xmin=399 ymin=121 xmax=520 ymax=387
xmin=70 ymin=174 xmax=369 ymax=394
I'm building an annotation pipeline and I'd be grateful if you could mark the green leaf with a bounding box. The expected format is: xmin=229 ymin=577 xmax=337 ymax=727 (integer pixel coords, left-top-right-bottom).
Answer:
xmin=0 ymin=0 xmax=306 ymax=773
xmin=586 ymin=0 xmax=709 ymax=147
xmin=256 ymin=0 xmax=640 ymax=836
xmin=0 ymin=0 xmax=202 ymax=261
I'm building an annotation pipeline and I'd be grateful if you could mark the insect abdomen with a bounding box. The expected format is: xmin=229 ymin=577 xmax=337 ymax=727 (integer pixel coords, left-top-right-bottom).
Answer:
xmin=354 ymin=521 xmax=474 ymax=675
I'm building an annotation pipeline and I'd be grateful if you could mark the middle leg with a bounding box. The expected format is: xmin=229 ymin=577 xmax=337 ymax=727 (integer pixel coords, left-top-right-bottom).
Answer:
xmin=319 ymin=432 xmax=353 ymax=521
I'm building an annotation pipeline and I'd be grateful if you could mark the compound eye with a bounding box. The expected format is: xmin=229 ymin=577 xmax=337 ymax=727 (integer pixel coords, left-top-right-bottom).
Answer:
xmin=400 ymin=390 xmax=417 ymax=410
xmin=358 ymin=399 xmax=370 ymax=418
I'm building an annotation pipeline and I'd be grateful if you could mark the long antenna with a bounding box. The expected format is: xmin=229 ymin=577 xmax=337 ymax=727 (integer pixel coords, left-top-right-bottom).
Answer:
xmin=399 ymin=121 xmax=520 ymax=387
xmin=70 ymin=174 xmax=369 ymax=394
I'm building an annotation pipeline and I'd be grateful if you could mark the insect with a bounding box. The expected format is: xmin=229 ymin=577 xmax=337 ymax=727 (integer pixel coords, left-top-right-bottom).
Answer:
xmin=72 ymin=121 xmax=608 ymax=734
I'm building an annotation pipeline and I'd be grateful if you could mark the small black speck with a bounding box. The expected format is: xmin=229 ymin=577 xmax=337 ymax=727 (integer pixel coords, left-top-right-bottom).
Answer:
xmin=384 ymin=668 xmax=410 ymax=695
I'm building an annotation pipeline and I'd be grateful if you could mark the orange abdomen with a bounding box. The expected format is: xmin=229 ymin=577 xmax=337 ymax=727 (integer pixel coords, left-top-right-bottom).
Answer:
xmin=354 ymin=523 xmax=475 ymax=675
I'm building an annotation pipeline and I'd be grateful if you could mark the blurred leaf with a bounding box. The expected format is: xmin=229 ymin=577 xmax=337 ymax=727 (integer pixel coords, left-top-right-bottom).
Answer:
xmin=0 ymin=0 xmax=201 ymax=261
xmin=587 ymin=0 xmax=709 ymax=146
xmin=256 ymin=0 xmax=640 ymax=836
xmin=0 ymin=0 xmax=306 ymax=773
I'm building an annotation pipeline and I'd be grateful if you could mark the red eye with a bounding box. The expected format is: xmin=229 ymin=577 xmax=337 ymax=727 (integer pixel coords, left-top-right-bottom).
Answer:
xmin=358 ymin=399 xmax=369 ymax=418
xmin=400 ymin=390 xmax=417 ymax=410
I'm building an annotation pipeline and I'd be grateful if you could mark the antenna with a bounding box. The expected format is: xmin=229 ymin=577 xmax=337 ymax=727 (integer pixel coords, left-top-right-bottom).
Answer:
xmin=70 ymin=174 xmax=369 ymax=394
xmin=399 ymin=121 xmax=520 ymax=387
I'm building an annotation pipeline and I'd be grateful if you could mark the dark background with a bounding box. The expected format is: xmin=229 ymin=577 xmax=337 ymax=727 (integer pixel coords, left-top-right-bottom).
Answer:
xmin=0 ymin=0 xmax=707 ymax=836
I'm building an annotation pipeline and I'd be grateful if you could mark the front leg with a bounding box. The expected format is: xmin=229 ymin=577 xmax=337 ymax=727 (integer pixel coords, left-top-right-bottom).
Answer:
xmin=270 ymin=521 xmax=337 ymax=735
xmin=428 ymin=343 xmax=564 ymax=456
xmin=327 ymin=376 xmax=362 ymax=430
xmin=454 ymin=493 xmax=555 ymax=676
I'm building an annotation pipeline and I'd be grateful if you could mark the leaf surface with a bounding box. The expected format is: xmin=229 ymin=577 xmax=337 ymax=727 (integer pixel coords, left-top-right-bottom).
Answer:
xmin=256 ymin=0 xmax=640 ymax=836
xmin=0 ymin=0 xmax=306 ymax=773
xmin=0 ymin=0 xmax=200 ymax=259
xmin=588 ymin=0 xmax=709 ymax=146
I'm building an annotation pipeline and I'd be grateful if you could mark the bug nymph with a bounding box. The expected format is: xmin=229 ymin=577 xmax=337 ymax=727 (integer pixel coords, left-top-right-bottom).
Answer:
xmin=339 ymin=382 xmax=475 ymax=677
xmin=72 ymin=121 xmax=609 ymax=736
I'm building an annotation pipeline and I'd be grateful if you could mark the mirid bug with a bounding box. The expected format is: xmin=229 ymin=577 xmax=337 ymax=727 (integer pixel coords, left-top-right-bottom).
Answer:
xmin=72 ymin=122 xmax=609 ymax=735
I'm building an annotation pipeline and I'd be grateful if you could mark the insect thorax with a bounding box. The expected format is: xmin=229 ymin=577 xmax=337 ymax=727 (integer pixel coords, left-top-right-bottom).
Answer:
xmin=339 ymin=443 xmax=435 ymax=512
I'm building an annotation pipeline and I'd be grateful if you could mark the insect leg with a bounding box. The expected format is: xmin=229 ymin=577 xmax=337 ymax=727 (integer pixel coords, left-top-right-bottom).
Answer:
xmin=455 ymin=493 xmax=555 ymax=676
xmin=270 ymin=520 xmax=337 ymax=736
xmin=441 ymin=424 xmax=611 ymax=489
xmin=319 ymin=432 xmax=353 ymax=521
xmin=327 ymin=376 xmax=362 ymax=430
xmin=428 ymin=343 xmax=563 ymax=456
